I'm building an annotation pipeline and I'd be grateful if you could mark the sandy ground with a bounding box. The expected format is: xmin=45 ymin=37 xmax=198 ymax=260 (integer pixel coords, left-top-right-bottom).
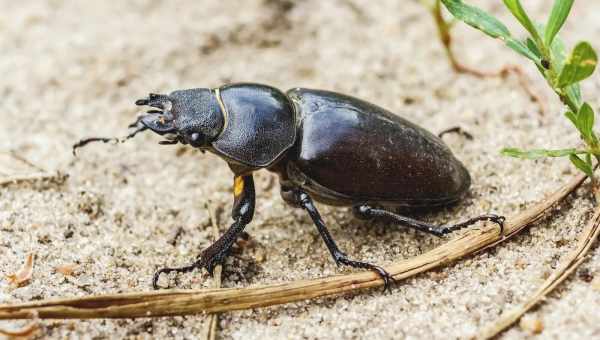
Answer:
xmin=1 ymin=0 xmax=600 ymax=339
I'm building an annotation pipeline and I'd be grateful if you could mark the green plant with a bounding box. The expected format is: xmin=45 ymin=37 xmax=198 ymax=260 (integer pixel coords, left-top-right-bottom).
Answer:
xmin=418 ymin=0 xmax=546 ymax=113
xmin=440 ymin=0 xmax=598 ymax=179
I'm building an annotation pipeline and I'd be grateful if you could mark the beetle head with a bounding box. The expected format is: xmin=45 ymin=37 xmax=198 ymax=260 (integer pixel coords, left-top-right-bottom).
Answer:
xmin=135 ymin=88 xmax=224 ymax=147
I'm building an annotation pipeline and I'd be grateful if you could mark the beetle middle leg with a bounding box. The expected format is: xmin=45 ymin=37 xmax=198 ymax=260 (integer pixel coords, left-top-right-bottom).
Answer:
xmin=437 ymin=126 xmax=473 ymax=140
xmin=152 ymin=175 xmax=255 ymax=289
xmin=353 ymin=204 xmax=505 ymax=237
xmin=285 ymin=188 xmax=395 ymax=292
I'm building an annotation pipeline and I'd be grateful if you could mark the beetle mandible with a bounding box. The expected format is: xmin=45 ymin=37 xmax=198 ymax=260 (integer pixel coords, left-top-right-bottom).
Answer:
xmin=80 ymin=83 xmax=505 ymax=291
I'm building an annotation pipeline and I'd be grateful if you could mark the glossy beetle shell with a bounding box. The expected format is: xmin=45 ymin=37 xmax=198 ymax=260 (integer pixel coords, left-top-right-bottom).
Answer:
xmin=282 ymin=88 xmax=471 ymax=207
xmin=213 ymin=84 xmax=296 ymax=167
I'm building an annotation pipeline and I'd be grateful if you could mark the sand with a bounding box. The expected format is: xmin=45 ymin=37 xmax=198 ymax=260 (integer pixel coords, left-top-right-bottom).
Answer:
xmin=1 ymin=0 xmax=599 ymax=339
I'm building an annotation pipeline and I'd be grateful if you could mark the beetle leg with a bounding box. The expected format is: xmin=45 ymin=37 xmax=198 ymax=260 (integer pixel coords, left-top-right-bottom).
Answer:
xmin=353 ymin=204 xmax=505 ymax=237
xmin=72 ymin=116 xmax=148 ymax=156
xmin=290 ymin=189 xmax=395 ymax=292
xmin=437 ymin=126 xmax=473 ymax=140
xmin=152 ymin=175 xmax=255 ymax=289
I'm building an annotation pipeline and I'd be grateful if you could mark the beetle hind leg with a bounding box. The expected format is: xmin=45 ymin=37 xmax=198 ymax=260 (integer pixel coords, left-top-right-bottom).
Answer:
xmin=353 ymin=204 xmax=505 ymax=237
xmin=287 ymin=188 xmax=395 ymax=292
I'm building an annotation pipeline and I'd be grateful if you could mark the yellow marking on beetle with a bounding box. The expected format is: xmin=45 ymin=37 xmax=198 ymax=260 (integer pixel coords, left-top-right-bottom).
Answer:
xmin=234 ymin=176 xmax=244 ymax=197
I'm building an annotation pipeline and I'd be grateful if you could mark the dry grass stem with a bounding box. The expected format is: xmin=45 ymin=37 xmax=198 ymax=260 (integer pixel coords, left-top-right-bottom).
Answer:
xmin=0 ymin=171 xmax=67 ymax=187
xmin=429 ymin=1 xmax=546 ymax=115
xmin=478 ymin=202 xmax=600 ymax=339
xmin=0 ymin=172 xmax=587 ymax=320
xmin=0 ymin=311 xmax=40 ymax=338
xmin=6 ymin=151 xmax=46 ymax=172
xmin=202 ymin=202 xmax=223 ymax=340
xmin=0 ymin=152 xmax=67 ymax=187
xmin=449 ymin=52 xmax=546 ymax=116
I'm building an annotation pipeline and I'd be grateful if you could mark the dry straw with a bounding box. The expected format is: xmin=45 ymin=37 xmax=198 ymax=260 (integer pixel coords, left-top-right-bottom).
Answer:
xmin=0 ymin=173 xmax=588 ymax=320
xmin=479 ymin=198 xmax=600 ymax=339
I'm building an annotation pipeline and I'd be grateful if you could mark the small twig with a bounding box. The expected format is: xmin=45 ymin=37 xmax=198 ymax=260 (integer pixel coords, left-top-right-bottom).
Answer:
xmin=478 ymin=203 xmax=600 ymax=339
xmin=0 ymin=152 xmax=67 ymax=187
xmin=0 ymin=171 xmax=67 ymax=187
xmin=202 ymin=201 xmax=222 ymax=340
xmin=491 ymin=66 xmax=548 ymax=116
xmin=429 ymin=0 xmax=546 ymax=115
xmin=0 ymin=172 xmax=586 ymax=320
xmin=8 ymin=151 xmax=46 ymax=172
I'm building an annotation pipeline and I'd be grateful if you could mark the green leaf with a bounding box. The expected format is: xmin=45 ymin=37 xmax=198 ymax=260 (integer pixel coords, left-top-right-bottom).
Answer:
xmin=549 ymin=34 xmax=567 ymax=73
xmin=506 ymin=38 xmax=542 ymax=64
xmin=577 ymin=103 xmax=595 ymax=141
xmin=544 ymin=0 xmax=575 ymax=47
xmin=565 ymin=84 xmax=583 ymax=108
xmin=441 ymin=0 xmax=511 ymax=39
xmin=501 ymin=147 xmax=584 ymax=159
xmin=441 ymin=0 xmax=540 ymax=64
xmin=503 ymin=0 xmax=541 ymax=44
xmin=557 ymin=42 xmax=598 ymax=87
xmin=526 ymin=38 xmax=542 ymax=59
xmin=526 ymin=38 xmax=547 ymax=73
xmin=564 ymin=110 xmax=577 ymax=127
xmin=570 ymin=154 xmax=594 ymax=177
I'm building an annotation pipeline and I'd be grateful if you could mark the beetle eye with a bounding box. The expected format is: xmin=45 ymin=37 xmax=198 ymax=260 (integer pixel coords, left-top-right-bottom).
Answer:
xmin=190 ymin=133 xmax=200 ymax=142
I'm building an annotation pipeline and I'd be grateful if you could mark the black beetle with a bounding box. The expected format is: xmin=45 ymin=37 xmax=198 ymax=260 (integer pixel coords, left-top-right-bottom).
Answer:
xmin=76 ymin=83 xmax=504 ymax=291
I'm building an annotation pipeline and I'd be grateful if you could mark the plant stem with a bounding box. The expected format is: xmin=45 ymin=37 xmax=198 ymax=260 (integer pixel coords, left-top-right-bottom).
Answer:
xmin=479 ymin=201 xmax=600 ymax=339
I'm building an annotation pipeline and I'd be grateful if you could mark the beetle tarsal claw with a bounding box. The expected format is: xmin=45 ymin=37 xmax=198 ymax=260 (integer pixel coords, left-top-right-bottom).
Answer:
xmin=152 ymin=258 xmax=208 ymax=290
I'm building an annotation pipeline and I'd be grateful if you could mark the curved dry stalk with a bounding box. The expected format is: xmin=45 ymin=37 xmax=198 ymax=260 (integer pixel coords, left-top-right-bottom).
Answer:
xmin=0 ymin=173 xmax=587 ymax=320
xmin=428 ymin=0 xmax=546 ymax=115
xmin=478 ymin=203 xmax=600 ymax=339
xmin=0 ymin=311 xmax=40 ymax=337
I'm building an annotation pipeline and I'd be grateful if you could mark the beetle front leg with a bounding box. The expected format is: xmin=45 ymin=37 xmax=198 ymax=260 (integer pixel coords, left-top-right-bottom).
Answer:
xmin=153 ymin=175 xmax=255 ymax=289
xmin=287 ymin=189 xmax=395 ymax=292
xmin=353 ymin=204 xmax=505 ymax=237
xmin=72 ymin=116 xmax=149 ymax=155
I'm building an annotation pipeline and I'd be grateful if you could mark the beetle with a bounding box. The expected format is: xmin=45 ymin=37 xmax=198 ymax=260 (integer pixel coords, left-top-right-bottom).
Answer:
xmin=76 ymin=83 xmax=504 ymax=291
